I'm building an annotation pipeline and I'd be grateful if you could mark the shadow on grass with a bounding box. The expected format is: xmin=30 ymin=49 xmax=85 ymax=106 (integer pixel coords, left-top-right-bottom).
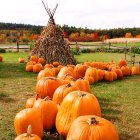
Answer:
xmin=0 ymin=62 xmax=37 ymax=79
xmin=0 ymin=92 xmax=16 ymax=103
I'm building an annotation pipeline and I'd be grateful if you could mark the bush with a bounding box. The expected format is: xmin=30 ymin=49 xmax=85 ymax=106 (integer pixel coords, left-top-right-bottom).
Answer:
xmin=80 ymin=48 xmax=91 ymax=53
xmin=0 ymin=48 xmax=6 ymax=53
xmin=70 ymin=48 xmax=80 ymax=55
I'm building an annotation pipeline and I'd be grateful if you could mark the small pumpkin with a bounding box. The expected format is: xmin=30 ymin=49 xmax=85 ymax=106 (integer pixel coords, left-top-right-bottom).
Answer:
xmin=52 ymin=61 xmax=60 ymax=67
xmin=118 ymin=58 xmax=127 ymax=67
xmin=67 ymin=115 xmax=119 ymax=140
xmin=26 ymin=65 xmax=34 ymax=72
xmin=30 ymin=55 xmax=38 ymax=63
xmin=33 ymin=63 xmax=43 ymax=73
xmin=15 ymin=125 xmax=41 ymax=140
xmin=104 ymin=71 xmax=113 ymax=82
xmin=0 ymin=55 xmax=3 ymax=62
xmin=18 ymin=57 xmax=25 ymax=63
xmin=38 ymin=58 xmax=45 ymax=65
xmin=131 ymin=66 xmax=140 ymax=75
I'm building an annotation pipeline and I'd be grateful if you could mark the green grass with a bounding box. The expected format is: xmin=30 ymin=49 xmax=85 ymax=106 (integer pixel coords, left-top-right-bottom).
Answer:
xmin=0 ymin=52 xmax=140 ymax=140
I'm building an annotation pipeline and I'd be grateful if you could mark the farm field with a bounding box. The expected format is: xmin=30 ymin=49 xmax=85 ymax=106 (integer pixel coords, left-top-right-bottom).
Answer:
xmin=0 ymin=52 xmax=140 ymax=140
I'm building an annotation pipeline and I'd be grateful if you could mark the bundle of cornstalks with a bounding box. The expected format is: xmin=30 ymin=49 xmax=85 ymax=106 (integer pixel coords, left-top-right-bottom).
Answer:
xmin=30 ymin=2 xmax=77 ymax=65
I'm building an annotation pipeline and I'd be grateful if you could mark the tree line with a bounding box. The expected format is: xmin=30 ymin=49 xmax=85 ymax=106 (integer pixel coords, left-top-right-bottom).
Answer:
xmin=0 ymin=22 xmax=140 ymax=43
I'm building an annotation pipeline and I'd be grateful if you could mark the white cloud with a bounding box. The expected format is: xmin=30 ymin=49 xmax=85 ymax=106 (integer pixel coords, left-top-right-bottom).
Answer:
xmin=0 ymin=0 xmax=140 ymax=29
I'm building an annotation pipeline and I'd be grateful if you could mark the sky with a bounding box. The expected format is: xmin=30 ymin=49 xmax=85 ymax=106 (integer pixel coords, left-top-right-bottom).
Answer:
xmin=0 ymin=0 xmax=140 ymax=29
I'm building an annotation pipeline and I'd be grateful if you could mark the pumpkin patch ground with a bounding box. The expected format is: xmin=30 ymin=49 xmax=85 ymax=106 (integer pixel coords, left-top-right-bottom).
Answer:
xmin=0 ymin=52 xmax=140 ymax=140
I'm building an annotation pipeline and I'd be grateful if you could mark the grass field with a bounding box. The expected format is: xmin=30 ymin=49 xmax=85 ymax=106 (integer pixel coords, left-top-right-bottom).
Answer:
xmin=0 ymin=52 xmax=140 ymax=140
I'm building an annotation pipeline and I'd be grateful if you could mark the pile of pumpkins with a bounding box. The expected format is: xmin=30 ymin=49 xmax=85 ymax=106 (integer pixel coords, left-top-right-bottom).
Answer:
xmin=14 ymin=56 xmax=140 ymax=139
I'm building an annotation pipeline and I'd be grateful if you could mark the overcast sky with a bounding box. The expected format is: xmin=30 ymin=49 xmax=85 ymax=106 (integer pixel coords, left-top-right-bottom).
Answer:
xmin=0 ymin=0 xmax=140 ymax=29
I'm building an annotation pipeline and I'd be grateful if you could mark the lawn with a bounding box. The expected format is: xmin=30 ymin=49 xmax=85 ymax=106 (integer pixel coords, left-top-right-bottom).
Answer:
xmin=0 ymin=52 xmax=140 ymax=140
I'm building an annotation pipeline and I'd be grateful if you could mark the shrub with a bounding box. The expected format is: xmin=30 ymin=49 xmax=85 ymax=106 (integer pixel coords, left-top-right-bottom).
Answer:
xmin=0 ymin=48 xmax=6 ymax=53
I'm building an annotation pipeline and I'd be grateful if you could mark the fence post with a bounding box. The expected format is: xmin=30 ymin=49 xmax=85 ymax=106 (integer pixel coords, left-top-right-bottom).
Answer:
xmin=16 ymin=39 xmax=19 ymax=52
xmin=109 ymin=41 xmax=110 ymax=49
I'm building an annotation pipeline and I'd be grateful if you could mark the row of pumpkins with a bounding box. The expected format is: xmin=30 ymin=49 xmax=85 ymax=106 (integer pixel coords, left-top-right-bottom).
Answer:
xmin=14 ymin=56 xmax=139 ymax=139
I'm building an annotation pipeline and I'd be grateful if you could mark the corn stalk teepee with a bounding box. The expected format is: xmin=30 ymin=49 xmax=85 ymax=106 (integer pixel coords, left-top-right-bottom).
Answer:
xmin=29 ymin=1 xmax=77 ymax=65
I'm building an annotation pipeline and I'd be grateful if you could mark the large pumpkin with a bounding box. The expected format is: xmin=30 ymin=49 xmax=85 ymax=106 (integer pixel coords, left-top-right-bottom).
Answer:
xmin=33 ymin=97 xmax=58 ymax=131
xmin=56 ymin=91 xmax=101 ymax=137
xmin=104 ymin=71 xmax=113 ymax=82
xmin=26 ymin=65 xmax=34 ymax=72
xmin=14 ymin=108 xmax=43 ymax=138
xmin=118 ymin=58 xmax=127 ymax=67
xmin=36 ymin=77 xmax=62 ymax=99
xmin=52 ymin=83 xmax=79 ymax=104
xmin=15 ymin=125 xmax=41 ymax=140
xmin=30 ymin=55 xmax=38 ymax=63
xmin=67 ymin=115 xmax=119 ymax=140
xmin=38 ymin=58 xmax=45 ymax=65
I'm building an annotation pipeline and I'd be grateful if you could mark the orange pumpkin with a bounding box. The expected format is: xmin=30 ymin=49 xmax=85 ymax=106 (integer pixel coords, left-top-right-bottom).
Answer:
xmin=98 ymin=69 xmax=105 ymax=81
xmin=36 ymin=77 xmax=62 ymax=99
xmin=73 ymin=64 xmax=87 ymax=79
xmin=56 ymin=91 xmax=101 ymax=137
xmin=14 ymin=108 xmax=43 ymax=138
xmin=74 ymin=78 xmax=91 ymax=93
xmin=38 ymin=58 xmax=45 ymax=65
xmin=52 ymin=61 xmax=60 ymax=67
xmin=25 ymin=95 xmax=39 ymax=108
xmin=52 ymin=83 xmax=79 ymax=104
xmin=118 ymin=58 xmax=127 ymax=67
xmin=33 ymin=64 xmax=43 ymax=73
xmin=112 ymin=68 xmax=123 ymax=79
xmin=84 ymin=76 xmax=95 ymax=85
xmin=85 ymin=67 xmax=99 ymax=82
xmin=26 ymin=65 xmax=34 ymax=72
xmin=131 ymin=66 xmax=140 ymax=75
xmin=104 ymin=71 xmax=113 ymax=82
xmin=30 ymin=55 xmax=38 ymax=63
xmin=37 ymin=69 xmax=54 ymax=81
xmin=26 ymin=61 xmax=36 ymax=65
xmin=121 ymin=66 xmax=131 ymax=76
xmin=44 ymin=63 xmax=54 ymax=69
xmin=15 ymin=125 xmax=41 ymax=140
xmin=33 ymin=97 xmax=58 ymax=131
xmin=67 ymin=115 xmax=119 ymax=140
xmin=0 ymin=55 xmax=3 ymax=62
xmin=18 ymin=57 xmax=25 ymax=63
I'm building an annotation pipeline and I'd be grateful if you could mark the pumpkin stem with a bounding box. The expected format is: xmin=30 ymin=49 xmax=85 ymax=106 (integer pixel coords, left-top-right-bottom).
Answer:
xmin=88 ymin=117 xmax=99 ymax=125
xmin=36 ymin=94 xmax=39 ymax=100
xmin=44 ymin=96 xmax=51 ymax=101
xmin=66 ymin=83 xmax=72 ymax=87
xmin=80 ymin=93 xmax=86 ymax=97
xmin=26 ymin=125 xmax=32 ymax=137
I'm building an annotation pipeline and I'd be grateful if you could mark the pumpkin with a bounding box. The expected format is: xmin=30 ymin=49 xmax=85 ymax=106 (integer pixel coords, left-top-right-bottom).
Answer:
xmin=131 ymin=66 xmax=140 ymax=75
xmin=0 ymin=55 xmax=3 ymax=62
xmin=112 ymin=71 xmax=118 ymax=80
xmin=30 ymin=55 xmax=38 ymax=63
xmin=84 ymin=76 xmax=95 ymax=85
xmin=73 ymin=64 xmax=87 ymax=79
xmin=121 ymin=66 xmax=131 ymax=76
xmin=26 ymin=65 xmax=33 ymax=72
xmin=98 ymin=69 xmax=105 ymax=81
xmin=38 ymin=58 xmax=45 ymax=65
xmin=56 ymin=91 xmax=101 ymax=137
xmin=112 ymin=68 xmax=123 ymax=79
xmin=44 ymin=63 xmax=54 ymax=69
xmin=85 ymin=67 xmax=99 ymax=82
xmin=14 ymin=108 xmax=43 ymax=138
xmin=33 ymin=97 xmax=58 ymax=131
xmin=52 ymin=61 xmax=60 ymax=67
xmin=33 ymin=64 xmax=43 ymax=73
xmin=104 ymin=71 xmax=113 ymax=82
xmin=25 ymin=95 xmax=39 ymax=108
xmin=57 ymin=66 xmax=74 ymax=79
xmin=67 ymin=115 xmax=119 ymax=140
xmin=37 ymin=69 xmax=54 ymax=81
xmin=118 ymin=58 xmax=127 ymax=67
xmin=52 ymin=83 xmax=79 ymax=104
xmin=15 ymin=125 xmax=41 ymax=140
xmin=74 ymin=78 xmax=91 ymax=93
xmin=36 ymin=77 xmax=62 ymax=99
xmin=18 ymin=57 xmax=25 ymax=63
xmin=26 ymin=61 xmax=36 ymax=65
